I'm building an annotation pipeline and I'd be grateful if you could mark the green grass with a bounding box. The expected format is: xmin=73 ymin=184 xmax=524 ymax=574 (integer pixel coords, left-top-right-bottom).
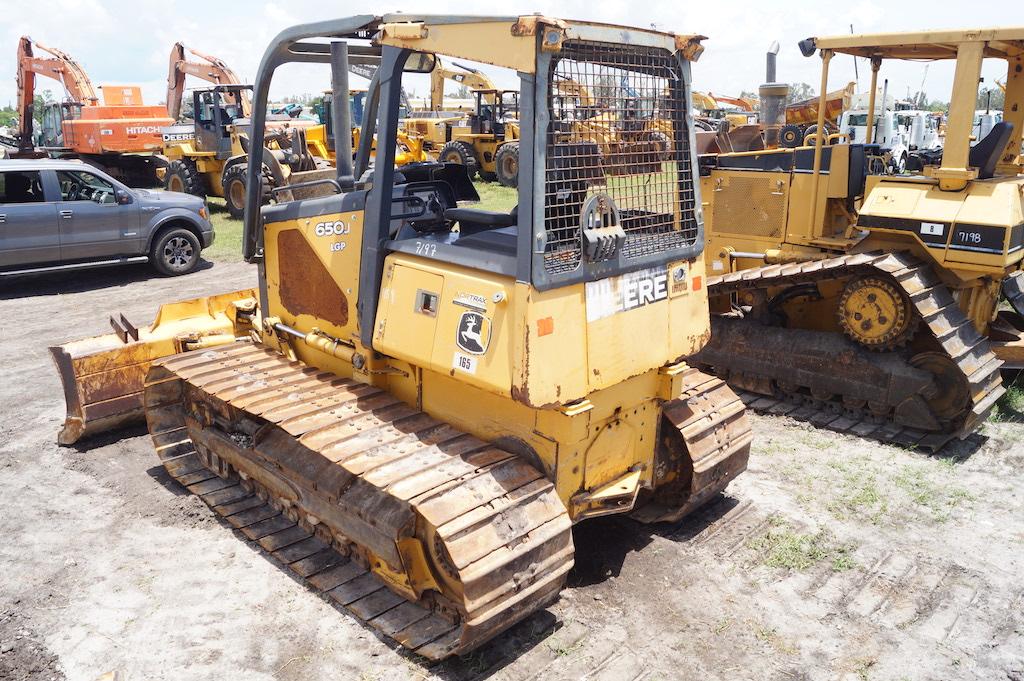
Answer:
xmin=471 ymin=181 xmax=518 ymax=212
xmin=200 ymin=180 xmax=518 ymax=264
xmin=748 ymin=519 xmax=856 ymax=572
xmin=203 ymin=198 xmax=243 ymax=262
xmin=990 ymin=378 xmax=1024 ymax=423
xmin=892 ymin=464 xmax=975 ymax=522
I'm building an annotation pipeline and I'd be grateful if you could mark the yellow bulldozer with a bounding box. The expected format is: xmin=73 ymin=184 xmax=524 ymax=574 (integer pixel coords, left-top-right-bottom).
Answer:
xmin=695 ymin=27 xmax=1024 ymax=451
xmin=50 ymin=14 xmax=751 ymax=657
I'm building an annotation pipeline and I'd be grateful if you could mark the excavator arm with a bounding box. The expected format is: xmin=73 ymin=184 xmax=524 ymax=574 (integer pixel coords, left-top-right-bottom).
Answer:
xmin=16 ymin=36 xmax=99 ymax=151
xmin=166 ymin=42 xmax=248 ymax=120
xmin=708 ymin=93 xmax=757 ymax=111
xmin=429 ymin=59 xmax=497 ymax=110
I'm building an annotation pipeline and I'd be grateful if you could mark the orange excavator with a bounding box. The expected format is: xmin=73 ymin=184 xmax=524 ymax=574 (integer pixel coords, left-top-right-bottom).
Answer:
xmin=15 ymin=36 xmax=173 ymax=185
xmin=166 ymin=42 xmax=250 ymax=121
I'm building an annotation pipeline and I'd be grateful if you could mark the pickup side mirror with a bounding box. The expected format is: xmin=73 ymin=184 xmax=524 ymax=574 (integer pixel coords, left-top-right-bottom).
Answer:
xmin=115 ymin=189 xmax=133 ymax=205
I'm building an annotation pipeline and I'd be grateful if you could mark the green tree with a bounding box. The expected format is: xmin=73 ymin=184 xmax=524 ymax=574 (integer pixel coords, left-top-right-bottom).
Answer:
xmin=976 ymin=86 xmax=1004 ymax=111
xmin=787 ymin=82 xmax=816 ymax=104
xmin=0 ymin=105 xmax=17 ymax=127
xmin=32 ymin=89 xmax=55 ymax=125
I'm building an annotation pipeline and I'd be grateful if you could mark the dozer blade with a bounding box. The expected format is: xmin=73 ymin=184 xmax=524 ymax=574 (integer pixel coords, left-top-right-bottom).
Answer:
xmin=143 ymin=342 xmax=574 ymax=659
xmin=50 ymin=289 xmax=257 ymax=445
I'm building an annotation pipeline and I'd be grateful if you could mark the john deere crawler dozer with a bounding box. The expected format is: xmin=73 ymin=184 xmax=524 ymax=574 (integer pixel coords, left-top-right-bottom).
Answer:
xmin=52 ymin=15 xmax=751 ymax=657
xmin=696 ymin=28 xmax=1024 ymax=450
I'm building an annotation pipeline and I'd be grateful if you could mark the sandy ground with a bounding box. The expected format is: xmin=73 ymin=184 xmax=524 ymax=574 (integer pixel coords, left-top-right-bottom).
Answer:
xmin=1 ymin=259 xmax=1023 ymax=681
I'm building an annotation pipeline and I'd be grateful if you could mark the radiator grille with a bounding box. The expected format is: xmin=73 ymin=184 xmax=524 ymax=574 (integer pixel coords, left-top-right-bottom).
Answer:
xmin=710 ymin=175 xmax=786 ymax=238
xmin=543 ymin=40 xmax=698 ymax=275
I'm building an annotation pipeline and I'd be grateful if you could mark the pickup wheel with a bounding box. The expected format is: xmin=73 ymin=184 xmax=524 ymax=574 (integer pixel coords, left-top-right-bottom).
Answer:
xmin=222 ymin=163 xmax=272 ymax=220
xmin=164 ymin=159 xmax=206 ymax=198
xmin=151 ymin=227 xmax=201 ymax=276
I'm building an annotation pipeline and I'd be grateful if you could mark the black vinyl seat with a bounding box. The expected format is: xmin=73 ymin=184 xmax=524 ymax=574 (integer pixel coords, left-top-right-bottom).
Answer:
xmin=445 ymin=205 xmax=518 ymax=236
xmin=969 ymin=121 xmax=1014 ymax=179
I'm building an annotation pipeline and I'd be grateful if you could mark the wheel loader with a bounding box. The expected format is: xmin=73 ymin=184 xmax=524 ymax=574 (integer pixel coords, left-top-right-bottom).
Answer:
xmin=50 ymin=14 xmax=751 ymax=658
xmin=162 ymin=84 xmax=334 ymax=218
xmin=695 ymin=28 xmax=1024 ymax=451
xmin=436 ymin=87 xmax=522 ymax=187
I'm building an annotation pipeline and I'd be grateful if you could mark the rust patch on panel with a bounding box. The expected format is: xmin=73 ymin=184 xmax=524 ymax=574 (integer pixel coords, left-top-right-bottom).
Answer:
xmin=277 ymin=230 xmax=348 ymax=327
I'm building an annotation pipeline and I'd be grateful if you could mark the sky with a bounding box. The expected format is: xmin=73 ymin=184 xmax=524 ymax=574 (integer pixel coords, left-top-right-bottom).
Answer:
xmin=3 ymin=0 xmax=1023 ymax=110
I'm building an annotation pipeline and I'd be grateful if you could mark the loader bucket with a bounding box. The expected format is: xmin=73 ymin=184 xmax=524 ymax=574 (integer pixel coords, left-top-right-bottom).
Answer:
xmin=50 ymin=289 xmax=258 ymax=445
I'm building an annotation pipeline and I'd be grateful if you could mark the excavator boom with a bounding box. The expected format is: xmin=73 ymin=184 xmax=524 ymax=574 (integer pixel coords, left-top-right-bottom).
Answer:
xmin=429 ymin=59 xmax=498 ymax=110
xmin=167 ymin=42 xmax=249 ymax=120
xmin=16 ymin=36 xmax=99 ymax=150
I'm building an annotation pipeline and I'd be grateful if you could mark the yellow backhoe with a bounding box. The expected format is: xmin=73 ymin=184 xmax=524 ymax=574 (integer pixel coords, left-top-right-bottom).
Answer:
xmin=696 ymin=28 xmax=1024 ymax=451
xmin=51 ymin=14 xmax=750 ymax=657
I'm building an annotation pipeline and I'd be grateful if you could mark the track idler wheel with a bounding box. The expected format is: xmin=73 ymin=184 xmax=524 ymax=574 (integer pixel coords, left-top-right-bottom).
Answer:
xmin=910 ymin=351 xmax=972 ymax=423
xmin=837 ymin=276 xmax=915 ymax=350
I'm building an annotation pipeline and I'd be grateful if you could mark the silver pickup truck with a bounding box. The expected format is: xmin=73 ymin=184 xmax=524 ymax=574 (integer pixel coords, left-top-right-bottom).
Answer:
xmin=0 ymin=159 xmax=215 ymax=277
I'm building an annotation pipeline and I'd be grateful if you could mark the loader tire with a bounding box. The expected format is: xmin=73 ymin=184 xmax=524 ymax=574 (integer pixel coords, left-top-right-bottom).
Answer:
xmin=494 ymin=142 xmax=519 ymax=188
xmin=439 ymin=140 xmax=479 ymax=179
xmin=779 ymin=124 xmax=802 ymax=148
xmin=222 ymin=163 xmax=271 ymax=220
xmin=164 ymin=159 xmax=206 ymax=198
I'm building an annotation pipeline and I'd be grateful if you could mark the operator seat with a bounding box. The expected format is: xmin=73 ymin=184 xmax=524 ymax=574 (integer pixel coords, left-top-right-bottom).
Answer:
xmin=969 ymin=121 xmax=1014 ymax=179
xmin=445 ymin=205 xmax=518 ymax=237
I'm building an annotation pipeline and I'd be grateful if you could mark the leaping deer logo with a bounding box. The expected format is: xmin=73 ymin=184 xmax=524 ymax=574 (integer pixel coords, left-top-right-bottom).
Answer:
xmin=457 ymin=312 xmax=489 ymax=354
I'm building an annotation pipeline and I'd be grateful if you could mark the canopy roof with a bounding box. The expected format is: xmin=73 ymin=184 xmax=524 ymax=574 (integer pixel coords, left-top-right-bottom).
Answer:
xmin=803 ymin=27 xmax=1024 ymax=60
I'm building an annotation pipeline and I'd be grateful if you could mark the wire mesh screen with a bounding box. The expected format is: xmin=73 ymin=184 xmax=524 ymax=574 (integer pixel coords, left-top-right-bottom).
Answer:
xmin=543 ymin=41 xmax=698 ymax=275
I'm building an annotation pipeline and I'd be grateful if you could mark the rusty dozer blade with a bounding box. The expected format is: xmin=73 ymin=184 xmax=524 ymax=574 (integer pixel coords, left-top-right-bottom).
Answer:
xmin=50 ymin=289 xmax=258 ymax=445
xmin=144 ymin=342 xmax=575 ymax=659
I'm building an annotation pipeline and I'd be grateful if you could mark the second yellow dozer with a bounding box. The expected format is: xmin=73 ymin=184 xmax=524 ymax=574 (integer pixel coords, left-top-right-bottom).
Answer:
xmin=51 ymin=15 xmax=751 ymax=657
xmin=696 ymin=28 xmax=1024 ymax=451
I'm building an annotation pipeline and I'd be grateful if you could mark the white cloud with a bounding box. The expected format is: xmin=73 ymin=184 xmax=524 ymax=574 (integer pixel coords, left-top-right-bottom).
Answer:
xmin=1 ymin=1 xmax=1021 ymax=111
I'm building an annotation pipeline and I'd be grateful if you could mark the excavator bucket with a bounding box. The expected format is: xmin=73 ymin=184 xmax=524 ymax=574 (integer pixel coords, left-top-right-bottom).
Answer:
xmin=50 ymin=289 xmax=258 ymax=445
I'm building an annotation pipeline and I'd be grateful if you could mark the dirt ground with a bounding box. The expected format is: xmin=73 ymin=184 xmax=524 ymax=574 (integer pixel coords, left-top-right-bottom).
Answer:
xmin=1 ymin=259 xmax=1023 ymax=681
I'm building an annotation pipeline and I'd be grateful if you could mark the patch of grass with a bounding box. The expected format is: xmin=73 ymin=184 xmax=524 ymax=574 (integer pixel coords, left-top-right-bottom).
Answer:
xmin=203 ymin=198 xmax=244 ymax=262
xmin=751 ymin=623 xmax=798 ymax=655
xmin=990 ymin=379 xmax=1024 ymax=423
xmin=748 ymin=520 xmax=856 ymax=572
xmin=471 ymin=181 xmax=518 ymax=212
xmin=852 ymin=657 xmax=877 ymax=680
xmin=796 ymin=431 xmax=832 ymax=450
xmin=893 ymin=464 xmax=975 ymax=522
xmin=712 ymin=618 xmax=733 ymax=634
xmin=200 ymin=180 xmax=517 ymax=264
xmin=825 ymin=458 xmax=890 ymax=525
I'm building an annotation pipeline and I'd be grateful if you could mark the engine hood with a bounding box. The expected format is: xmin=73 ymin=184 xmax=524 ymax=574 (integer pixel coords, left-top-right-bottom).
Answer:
xmin=134 ymin=188 xmax=205 ymax=210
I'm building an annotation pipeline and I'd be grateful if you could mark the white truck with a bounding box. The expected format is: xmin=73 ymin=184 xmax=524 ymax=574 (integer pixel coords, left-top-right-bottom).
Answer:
xmin=838 ymin=107 xmax=911 ymax=173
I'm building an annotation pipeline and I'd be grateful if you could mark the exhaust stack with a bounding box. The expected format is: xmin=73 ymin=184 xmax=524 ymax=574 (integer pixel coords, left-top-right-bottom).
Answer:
xmin=330 ymin=41 xmax=355 ymax=190
xmin=759 ymin=41 xmax=790 ymax=148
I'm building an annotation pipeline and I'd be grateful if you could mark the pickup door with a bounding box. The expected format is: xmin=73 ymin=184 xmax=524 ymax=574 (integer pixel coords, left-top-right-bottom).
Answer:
xmin=0 ymin=169 xmax=59 ymax=269
xmin=54 ymin=168 xmax=141 ymax=261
